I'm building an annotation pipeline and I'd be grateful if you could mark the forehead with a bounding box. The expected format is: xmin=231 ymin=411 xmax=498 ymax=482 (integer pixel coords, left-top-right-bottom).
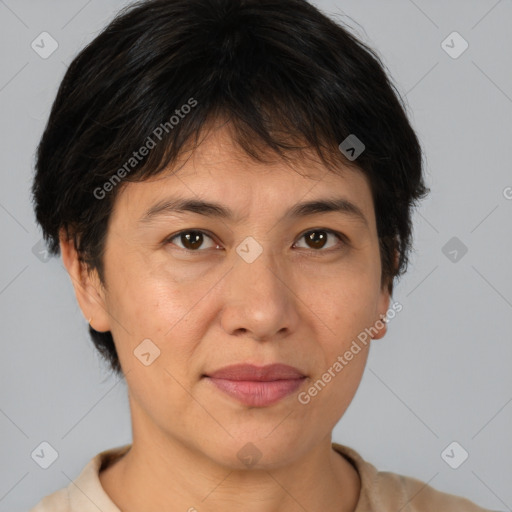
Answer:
xmin=110 ymin=123 xmax=375 ymax=226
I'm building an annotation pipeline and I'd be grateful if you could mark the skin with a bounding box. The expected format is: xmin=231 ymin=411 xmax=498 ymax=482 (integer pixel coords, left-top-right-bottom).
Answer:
xmin=60 ymin=121 xmax=393 ymax=512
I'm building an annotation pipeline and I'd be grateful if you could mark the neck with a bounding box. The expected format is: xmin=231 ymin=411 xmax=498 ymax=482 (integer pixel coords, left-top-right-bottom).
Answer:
xmin=99 ymin=434 xmax=360 ymax=512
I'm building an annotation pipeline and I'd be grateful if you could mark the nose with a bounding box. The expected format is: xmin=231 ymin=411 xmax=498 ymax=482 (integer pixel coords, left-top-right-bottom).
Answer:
xmin=219 ymin=245 xmax=300 ymax=342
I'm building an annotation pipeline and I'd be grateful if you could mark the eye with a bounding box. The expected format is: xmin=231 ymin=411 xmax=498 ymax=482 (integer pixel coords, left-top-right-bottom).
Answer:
xmin=165 ymin=228 xmax=347 ymax=254
xmin=165 ymin=230 xmax=220 ymax=252
xmin=293 ymin=229 xmax=347 ymax=251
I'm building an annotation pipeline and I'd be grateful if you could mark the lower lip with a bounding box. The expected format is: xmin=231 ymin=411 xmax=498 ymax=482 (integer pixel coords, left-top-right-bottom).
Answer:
xmin=205 ymin=377 xmax=306 ymax=407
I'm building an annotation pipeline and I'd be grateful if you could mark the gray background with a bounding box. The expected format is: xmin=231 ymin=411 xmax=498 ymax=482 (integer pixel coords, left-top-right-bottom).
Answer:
xmin=0 ymin=0 xmax=511 ymax=510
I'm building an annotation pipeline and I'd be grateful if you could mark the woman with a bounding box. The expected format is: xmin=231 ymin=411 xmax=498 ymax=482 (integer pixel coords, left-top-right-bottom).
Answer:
xmin=29 ymin=0 xmax=495 ymax=510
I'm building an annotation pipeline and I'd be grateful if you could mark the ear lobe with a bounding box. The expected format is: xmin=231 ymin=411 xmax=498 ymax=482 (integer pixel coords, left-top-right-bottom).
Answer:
xmin=59 ymin=229 xmax=111 ymax=332
xmin=374 ymin=245 xmax=399 ymax=340
xmin=373 ymin=283 xmax=391 ymax=340
xmin=371 ymin=313 xmax=388 ymax=340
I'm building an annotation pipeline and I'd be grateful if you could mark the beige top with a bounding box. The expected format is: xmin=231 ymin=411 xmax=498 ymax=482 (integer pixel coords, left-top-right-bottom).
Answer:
xmin=28 ymin=442 xmax=496 ymax=511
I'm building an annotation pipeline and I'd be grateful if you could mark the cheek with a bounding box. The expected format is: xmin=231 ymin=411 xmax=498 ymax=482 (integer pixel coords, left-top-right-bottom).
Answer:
xmin=123 ymin=354 xmax=197 ymax=438
xmin=298 ymin=267 xmax=378 ymax=405
xmin=107 ymin=253 xmax=183 ymax=325
xmin=105 ymin=258 xmax=216 ymax=368
xmin=324 ymin=347 xmax=369 ymax=424
xmin=298 ymin=331 xmax=370 ymax=438
xmin=301 ymin=264 xmax=380 ymax=335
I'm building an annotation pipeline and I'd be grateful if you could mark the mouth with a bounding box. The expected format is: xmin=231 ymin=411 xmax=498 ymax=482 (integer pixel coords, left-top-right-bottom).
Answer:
xmin=202 ymin=363 xmax=307 ymax=407
xmin=204 ymin=363 xmax=306 ymax=381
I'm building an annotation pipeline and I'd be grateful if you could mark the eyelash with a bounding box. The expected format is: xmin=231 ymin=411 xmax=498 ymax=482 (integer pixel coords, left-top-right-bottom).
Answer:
xmin=164 ymin=228 xmax=348 ymax=255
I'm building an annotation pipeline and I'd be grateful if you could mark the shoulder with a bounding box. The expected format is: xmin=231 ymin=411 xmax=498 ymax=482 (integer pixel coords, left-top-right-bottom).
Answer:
xmin=27 ymin=444 xmax=131 ymax=512
xmin=332 ymin=442 xmax=498 ymax=512
xmin=28 ymin=488 xmax=70 ymax=512
xmin=374 ymin=469 xmax=496 ymax=511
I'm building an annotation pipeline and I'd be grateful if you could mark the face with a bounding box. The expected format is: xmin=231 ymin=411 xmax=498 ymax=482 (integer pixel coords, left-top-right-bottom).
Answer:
xmin=63 ymin=123 xmax=391 ymax=468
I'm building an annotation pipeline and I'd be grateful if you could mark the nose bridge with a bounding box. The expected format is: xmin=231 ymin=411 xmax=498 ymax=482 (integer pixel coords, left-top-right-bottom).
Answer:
xmin=220 ymin=235 xmax=298 ymax=339
xmin=233 ymin=235 xmax=285 ymax=300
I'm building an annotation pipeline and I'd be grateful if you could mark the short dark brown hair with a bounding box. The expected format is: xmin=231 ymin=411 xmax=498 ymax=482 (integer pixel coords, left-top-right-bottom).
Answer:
xmin=32 ymin=0 xmax=430 ymax=376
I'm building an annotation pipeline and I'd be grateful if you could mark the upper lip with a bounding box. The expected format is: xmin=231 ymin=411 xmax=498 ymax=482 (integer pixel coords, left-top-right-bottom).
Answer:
xmin=205 ymin=363 xmax=306 ymax=381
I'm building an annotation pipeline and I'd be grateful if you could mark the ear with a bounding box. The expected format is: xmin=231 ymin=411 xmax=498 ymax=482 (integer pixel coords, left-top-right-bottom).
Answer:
xmin=372 ymin=247 xmax=398 ymax=340
xmin=59 ymin=228 xmax=111 ymax=332
xmin=372 ymin=287 xmax=391 ymax=340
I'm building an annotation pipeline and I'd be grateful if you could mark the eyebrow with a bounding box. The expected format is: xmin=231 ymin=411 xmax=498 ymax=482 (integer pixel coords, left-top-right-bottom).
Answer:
xmin=138 ymin=196 xmax=369 ymax=227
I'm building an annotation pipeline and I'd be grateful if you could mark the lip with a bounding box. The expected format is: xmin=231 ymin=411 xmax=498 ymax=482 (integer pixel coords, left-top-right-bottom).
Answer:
xmin=203 ymin=364 xmax=307 ymax=407
xmin=205 ymin=363 xmax=306 ymax=381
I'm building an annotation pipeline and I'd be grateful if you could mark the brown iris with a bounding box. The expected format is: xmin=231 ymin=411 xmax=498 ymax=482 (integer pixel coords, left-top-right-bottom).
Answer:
xmin=180 ymin=231 xmax=205 ymax=250
xmin=304 ymin=230 xmax=328 ymax=249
